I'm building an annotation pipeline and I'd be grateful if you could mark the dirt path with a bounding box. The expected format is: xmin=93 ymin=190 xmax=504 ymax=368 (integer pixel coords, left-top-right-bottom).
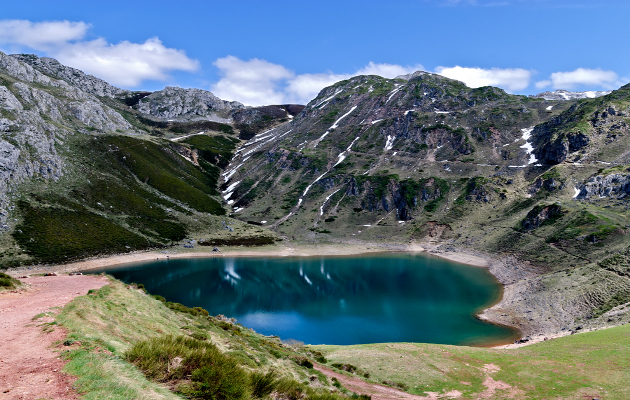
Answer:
xmin=0 ymin=274 xmax=109 ymax=400
xmin=314 ymin=364 xmax=450 ymax=400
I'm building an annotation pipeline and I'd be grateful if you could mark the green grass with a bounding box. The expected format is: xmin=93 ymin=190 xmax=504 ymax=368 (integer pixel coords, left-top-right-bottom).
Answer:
xmin=55 ymin=278 xmax=358 ymax=400
xmin=316 ymin=323 xmax=630 ymax=399
xmin=182 ymin=134 xmax=239 ymax=169
xmin=0 ymin=272 xmax=20 ymax=289
xmin=52 ymin=272 xmax=630 ymax=400
xmin=13 ymin=200 xmax=152 ymax=263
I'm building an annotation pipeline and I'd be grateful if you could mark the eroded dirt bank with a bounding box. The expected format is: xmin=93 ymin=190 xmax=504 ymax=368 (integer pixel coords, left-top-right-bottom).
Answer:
xmin=0 ymin=274 xmax=108 ymax=399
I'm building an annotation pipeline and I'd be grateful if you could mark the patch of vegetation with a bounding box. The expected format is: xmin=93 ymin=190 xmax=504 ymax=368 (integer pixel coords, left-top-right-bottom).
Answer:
xmin=182 ymin=134 xmax=239 ymax=169
xmin=519 ymin=204 xmax=565 ymax=231
xmin=13 ymin=200 xmax=152 ymax=263
xmin=292 ymin=356 xmax=314 ymax=369
xmin=127 ymin=335 xmax=251 ymax=399
xmin=322 ymin=109 xmax=340 ymax=124
xmin=0 ymin=272 xmax=20 ymax=289
xmin=171 ymin=120 xmax=235 ymax=136
xmin=317 ymin=322 xmax=630 ymax=399
xmin=309 ymin=228 xmax=332 ymax=234
xmin=546 ymin=210 xmax=605 ymax=243
xmin=198 ymin=236 xmax=277 ymax=246
xmin=420 ymin=177 xmax=449 ymax=212
xmin=68 ymin=177 xmax=188 ymax=242
xmin=369 ymin=79 xmax=395 ymax=97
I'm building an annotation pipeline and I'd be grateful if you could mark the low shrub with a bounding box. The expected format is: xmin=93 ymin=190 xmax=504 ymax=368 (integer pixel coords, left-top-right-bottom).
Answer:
xmin=164 ymin=301 xmax=210 ymax=317
xmin=189 ymin=331 xmax=208 ymax=341
xmin=0 ymin=272 xmax=19 ymax=289
xmin=274 ymin=378 xmax=305 ymax=400
xmin=292 ymin=356 xmax=313 ymax=369
xmin=198 ymin=236 xmax=276 ymax=247
xmin=187 ymin=362 xmax=249 ymax=400
xmin=381 ymin=380 xmax=408 ymax=391
xmin=126 ymin=335 xmax=250 ymax=400
xmin=249 ymin=370 xmax=278 ymax=399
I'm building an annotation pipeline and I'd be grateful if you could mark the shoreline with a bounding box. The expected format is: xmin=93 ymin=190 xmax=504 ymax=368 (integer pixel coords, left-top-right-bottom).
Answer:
xmin=4 ymin=241 xmax=531 ymax=348
xmin=5 ymin=241 xmax=493 ymax=276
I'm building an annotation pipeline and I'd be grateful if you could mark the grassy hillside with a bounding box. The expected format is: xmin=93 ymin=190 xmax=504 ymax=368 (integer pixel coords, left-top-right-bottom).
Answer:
xmin=56 ymin=277 xmax=366 ymax=399
xmin=315 ymin=324 xmax=630 ymax=399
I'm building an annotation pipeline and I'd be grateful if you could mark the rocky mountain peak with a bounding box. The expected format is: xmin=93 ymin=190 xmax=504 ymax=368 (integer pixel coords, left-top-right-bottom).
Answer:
xmin=137 ymin=86 xmax=245 ymax=122
xmin=531 ymin=89 xmax=612 ymax=101
xmin=395 ymin=71 xmax=428 ymax=81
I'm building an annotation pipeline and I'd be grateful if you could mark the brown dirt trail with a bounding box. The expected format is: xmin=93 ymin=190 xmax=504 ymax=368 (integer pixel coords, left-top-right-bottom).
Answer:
xmin=0 ymin=274 xmax=108 ymax=399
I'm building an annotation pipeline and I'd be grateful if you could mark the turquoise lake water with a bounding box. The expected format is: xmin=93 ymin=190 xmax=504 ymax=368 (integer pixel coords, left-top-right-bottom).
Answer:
xmin=90 ymin=253 xmax=519 ymax=346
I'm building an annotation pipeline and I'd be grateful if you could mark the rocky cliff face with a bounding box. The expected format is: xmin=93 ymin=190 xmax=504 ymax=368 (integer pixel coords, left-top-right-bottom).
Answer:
xmin=532 ymin=87 xmax=630 ymax=165
xmin=577 ymin=172 xmax=630 ymax=200
xmin=137 ymin=86 xmax=244 ymax=122
xmin=232 ymin=104 xmax=305 ymax=140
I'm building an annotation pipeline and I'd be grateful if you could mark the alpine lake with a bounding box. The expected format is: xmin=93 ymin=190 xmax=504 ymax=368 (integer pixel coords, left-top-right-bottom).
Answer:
xmin=89 ymin=253 xmax=519 ymax=346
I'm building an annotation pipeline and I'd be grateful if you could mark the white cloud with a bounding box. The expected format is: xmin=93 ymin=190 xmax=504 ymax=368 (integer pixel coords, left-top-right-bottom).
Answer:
xmin=0 ymin=19 xmax=199 ymax=87
xmin=0 ymin=20 xmax=89 ymax=50
xmin=54 ymin=37 xmax=199 ymax=87
xmin=211 ymin=57 xmax=424 ymax=106
xmin=434 ymin=65 xmax=533 ymax=92
xmin=211 ymin=56 xmax=294 ymax=105
xmin=536 ymin=68 xmax=620 ymax=90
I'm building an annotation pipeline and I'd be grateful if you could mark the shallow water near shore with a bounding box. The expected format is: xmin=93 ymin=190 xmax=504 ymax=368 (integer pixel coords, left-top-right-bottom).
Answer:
xmin=90 ymin=253 xmax=519 ymax=346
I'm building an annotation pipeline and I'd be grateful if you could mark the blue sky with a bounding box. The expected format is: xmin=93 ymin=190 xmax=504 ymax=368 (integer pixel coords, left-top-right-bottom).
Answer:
xmin=1 ymin=0 xmax=628 ymax=105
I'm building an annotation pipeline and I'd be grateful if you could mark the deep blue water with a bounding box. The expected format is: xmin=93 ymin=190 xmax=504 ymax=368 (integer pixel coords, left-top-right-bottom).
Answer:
xmin=89 ymin=253 xmax=518 ymax=346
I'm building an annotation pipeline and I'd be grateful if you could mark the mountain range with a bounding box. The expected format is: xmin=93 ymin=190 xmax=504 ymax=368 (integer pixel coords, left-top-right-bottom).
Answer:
xmin=1 ymin=51 xmax=630 ymax=339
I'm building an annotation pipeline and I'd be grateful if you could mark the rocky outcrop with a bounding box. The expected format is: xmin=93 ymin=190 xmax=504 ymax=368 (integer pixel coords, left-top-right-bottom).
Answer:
xmin=529 ymin=176 xmax=563 ymax=195
xmin=347 ymin=177 xmax=444 ymax=220
xmin=465 ymin=179 xmax=493 ymax=203
xmin=137 ymin=86 xmax=244 ymax=121
xmin=576 ymin=173 xmax=630 ymax=200
xmin=395 ymin=70 xmax=428 ymax=81
xmin=520 ymin=204 xmax=564 ymax=231
xmin=532 ymin=120 xmax=590 ymax=165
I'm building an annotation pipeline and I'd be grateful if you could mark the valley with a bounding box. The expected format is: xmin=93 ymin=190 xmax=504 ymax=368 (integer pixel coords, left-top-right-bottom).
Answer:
xmin=1 ymin=51 xmax=630 ymax=399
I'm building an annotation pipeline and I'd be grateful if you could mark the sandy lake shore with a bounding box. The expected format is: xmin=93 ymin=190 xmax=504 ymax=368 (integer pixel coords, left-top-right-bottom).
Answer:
xmin=4 ymin=241 xmax=491 ymax=276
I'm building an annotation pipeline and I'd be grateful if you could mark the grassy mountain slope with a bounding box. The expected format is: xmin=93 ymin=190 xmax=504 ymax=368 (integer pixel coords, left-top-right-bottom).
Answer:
xmin=0 ymin=52 xmax=282 ymax=268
